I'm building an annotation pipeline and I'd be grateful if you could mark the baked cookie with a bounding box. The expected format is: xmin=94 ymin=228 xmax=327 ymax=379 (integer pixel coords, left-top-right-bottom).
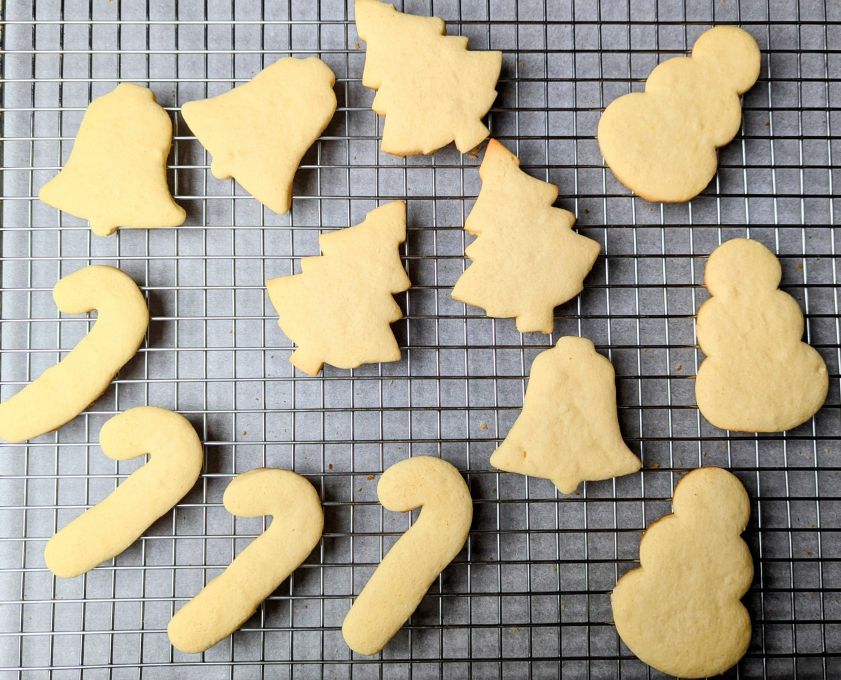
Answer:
xmin=598 ymin=26 xmax=760 ymax=202
xmin=490 ymin=336 xmax=641 ymax=494
xmin=696 ymin=238 xmax=828 ymax=432
xmin=342 ymin=457 xmax=472 ymax=655
xmin=45 ymin=407 xmax=203 ymax=578
xmin=355 ymin=0 xmax=502 ymax=155
xmin=266 ymin=201 xmax=411 ymax=375
xmin=612 ymin=467 xmax=753 ymax=678
xmin=39 ymin=83 xmax=185 ymax=236
xmin=168 ymin=468 xmax=323 ymax=653
xmin=182 ymin=57 xmax=337 ymax=214
xmin=0 ymin=266 xmax=149 ymax=443
xmin=452 ymin=139 xmax=600 ymax=333
xmin=695 ymin=238 xmax=829 ymax=432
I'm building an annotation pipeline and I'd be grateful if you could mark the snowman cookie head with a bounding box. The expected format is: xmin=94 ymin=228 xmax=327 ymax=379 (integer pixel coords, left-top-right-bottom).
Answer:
xmin=672 ymin=466 xmax=750 ymax=533
xmin=704 ymin=237 xmax=781 ymax=298
xmin=692 ymin=25 xmax=762 ymax=95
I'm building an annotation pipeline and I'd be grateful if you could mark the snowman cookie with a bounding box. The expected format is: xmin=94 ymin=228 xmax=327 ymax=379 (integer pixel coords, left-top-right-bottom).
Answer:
xmin=598 ymin=26 xmax=760 ymax=202
xmin=695 ymin=238 xmax=828 ymax=432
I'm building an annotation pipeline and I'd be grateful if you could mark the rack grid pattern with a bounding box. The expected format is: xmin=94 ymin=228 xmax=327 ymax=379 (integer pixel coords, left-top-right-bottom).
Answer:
xmin=1 ymin=0 xmax=840 ymax=678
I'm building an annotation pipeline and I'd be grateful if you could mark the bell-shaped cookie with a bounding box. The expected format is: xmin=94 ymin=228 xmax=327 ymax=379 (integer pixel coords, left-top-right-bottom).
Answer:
xmin=490 ymin=336 xmax=641 ymax=494
xmin=182 ymin=57 xmax=337 ymax=214
xmin=39 ymin=83 xmax=185 ymax=236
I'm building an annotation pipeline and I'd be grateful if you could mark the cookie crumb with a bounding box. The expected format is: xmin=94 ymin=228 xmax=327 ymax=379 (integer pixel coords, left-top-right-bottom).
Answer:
xmin=367 ymin=474 xmax=375 ymax=481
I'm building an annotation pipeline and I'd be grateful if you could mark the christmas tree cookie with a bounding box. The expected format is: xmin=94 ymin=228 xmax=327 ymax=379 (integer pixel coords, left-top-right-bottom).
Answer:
xmin=612 ymin=467 xmax=753 ymax=678
xmin=598 ymin=26 xmax=760 ymax=202
xmin=39 ymin=84 xmax=185 ymax=236
xmin=490 ymin=337 xmax=641 ymax=494
xmin=266 ymin=201 xmax=411 ymax=376
xmin=182 ymin=57 xmax=337 ymax=214
xmin=355 ymin=0 xmax=502 ymax=155
xmin=696 ymin=238 xmax=828 ymax=432
xmin=452 ymin=139 xmax=600 ymax=333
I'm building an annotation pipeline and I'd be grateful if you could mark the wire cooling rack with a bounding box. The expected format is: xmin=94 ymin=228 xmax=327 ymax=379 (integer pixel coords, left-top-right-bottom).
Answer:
xmin=1 ymin=0 xmax=840 ymax=678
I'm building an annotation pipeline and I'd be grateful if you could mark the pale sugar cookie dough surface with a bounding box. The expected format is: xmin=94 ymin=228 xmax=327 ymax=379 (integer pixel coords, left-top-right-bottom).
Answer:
xmin=489 ymin=336 xmax=641 ymax=494
xmin=598 ymin=25 xmax=760 ymax=202
xmin=695 ymin=238 xmax=828 ymax=432
xmin=168 ymin=468 xmax=323 ymax=653
xmin=452 ymin=139 xmax=600 ymax=333
xmin=612 ymin=467 xmax=754 ymax=678
xmin=39 ymin=83 xmax=185 ymax=236
xmin=182 ymin=56 xmax=337 ymax=214
xmin=266 ymin=201 xmax=411 ymax=376
xmin=0 ymin=265 xmax=149 ymax=443
xmin=355 ymin=0 xmax=501 ymax=155
xmin=342 ymin=456 xmax=473 ymax=655
xmin=45 ymin=407 xmax=203 ymax=578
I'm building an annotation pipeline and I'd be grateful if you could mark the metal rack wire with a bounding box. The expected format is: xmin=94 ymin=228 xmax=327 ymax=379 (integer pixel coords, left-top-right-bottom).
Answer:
xmin=1 ymin=0 xmax=839 ymax=677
